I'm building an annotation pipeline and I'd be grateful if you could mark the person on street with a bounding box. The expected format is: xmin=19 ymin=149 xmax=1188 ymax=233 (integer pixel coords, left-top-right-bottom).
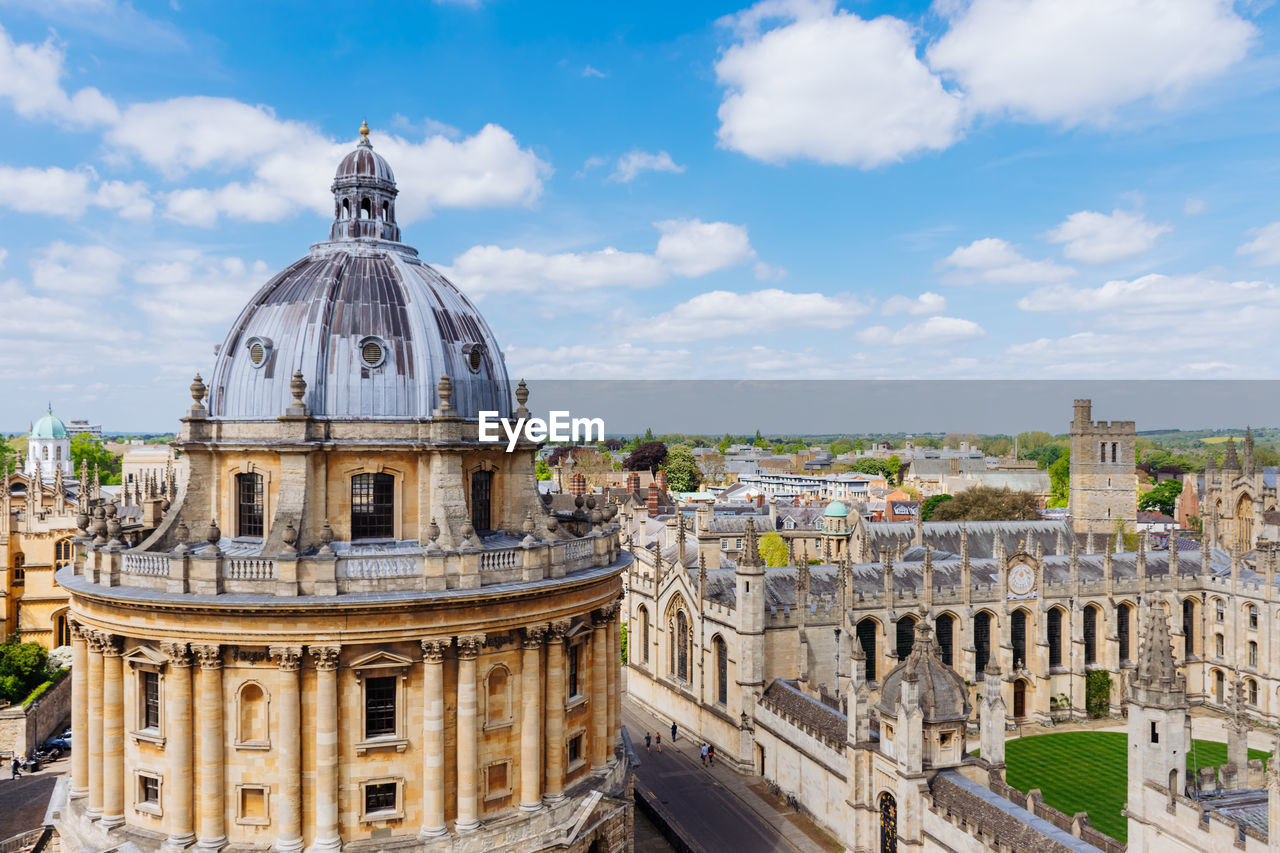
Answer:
xmin=708 ymin=745 xmax=715 ymax=767
xmin=644 ymin=732 xmax=651 ymax=753
xmin=11 ymin=756 xmax=22 ymax=779
xmin=700 ymin=743 xmax=708 ymax=765
xmin=655 ymin=733 xmax=662 ymax=753
xmin=671 ymin=721 xmax=678 ymax=742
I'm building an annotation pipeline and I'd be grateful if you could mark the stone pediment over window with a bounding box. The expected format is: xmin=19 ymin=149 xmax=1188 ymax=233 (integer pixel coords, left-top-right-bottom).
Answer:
xmin=124 ymin=646 xmax=169 ymax=670
xmin=562 ymin=620 xmax=592 ymax=643
xmin=350 ymin=650 xmax=414 ymax=681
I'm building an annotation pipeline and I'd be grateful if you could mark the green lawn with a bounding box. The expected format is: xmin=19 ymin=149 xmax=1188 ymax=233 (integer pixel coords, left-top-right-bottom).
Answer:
xmin=1002 ymin=732 xmax=1271 ymax=844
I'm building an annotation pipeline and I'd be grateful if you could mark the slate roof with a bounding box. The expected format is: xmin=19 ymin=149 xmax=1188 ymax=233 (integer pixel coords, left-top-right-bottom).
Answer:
xmin=930 ymin=771 xmax=1106 ymax=853
xmin=864 ymin=520 xmax=1073 ymax=559
xmin=760 ymin=679 xmax=846 ymax=746
xmin=910 ymin=457 xmax=987 ymax=481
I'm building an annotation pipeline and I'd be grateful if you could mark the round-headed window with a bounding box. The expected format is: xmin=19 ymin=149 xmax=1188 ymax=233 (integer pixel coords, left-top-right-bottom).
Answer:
xmin=245 ymin=336 xmax=272 ymax=368
xmin=358 ymin=336 xmax=387 ymax=369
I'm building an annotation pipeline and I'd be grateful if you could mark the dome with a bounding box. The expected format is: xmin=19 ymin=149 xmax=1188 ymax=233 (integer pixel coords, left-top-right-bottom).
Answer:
xmin=207 ymin=124 xmax=511 ymax=421
xmin=877 ymin=620 xmax=970 ymax=723
xmin=823 ymin=499 xmax=848 ymax=518
xmin=31 ymin=411 xmax=69 ymax=439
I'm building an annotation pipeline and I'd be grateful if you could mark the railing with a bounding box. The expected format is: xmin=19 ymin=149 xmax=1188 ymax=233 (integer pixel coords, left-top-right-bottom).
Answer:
xmin=0 ymin=828 xmax=47 ymax=853
xmin=340 ymin=555 xmax=418 ymax=578
xmin=122 ymin=553 xmax=168 ymax=576
xmin=564 ymin=539 xmax=593 ymax=561
xmin=480 ymin=547 xmax=520 ymax=571
xmin=224 ymin=558 xmax=277 ymax=580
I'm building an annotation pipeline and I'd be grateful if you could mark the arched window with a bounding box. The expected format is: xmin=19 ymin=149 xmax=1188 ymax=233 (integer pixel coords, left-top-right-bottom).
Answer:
xmin=637 ymin=605 xmax=650 ymax=664
xmin=879 ymin=791 xmax=897 ymax=853
xmin=1215 ymin=633 xmax=1224 ymax=658
xmin=486 ymin=666 xmax=511 ymax=726
xmin=1014 ymin=679 xmax=1027 ymax=718
xmin=54 ymin=613 xmax=71 ymax=647
xmin=1248 ymin=678 xmax=1259 ymax=706
xmin=1182 ymin=598 xmax=1196 ymax=657
xmin=714 ymin=636 xmax=728 ymax=705
xmin=896 ymin=615 xmax=916 ymax=661
xmin=360 ymin=197 xmax=372 ymax=219
xmin=471 ymin=470 xmax=493 ymax=533
xmin=42 ymin=446 xmax=48 ymax=460
xmin=54 ymin=538 xmax=73 ymax=570
xmin=1215 ymin=598 xmax=1225 ymax=622
xmin=12 ymin=552 xmax=24 ymax=586
xmin=1117 ymin=603 xmax=1132 ymax=663
xmin=1047 ymin=608 xmax=1064 ymax=669
xmin=1249 ymin=641 xmax=1258 ymax=668
xmin=351 ymin=473 xmax=394 ymax=539
xmin=1011 ymin=610 xmax=1027 ymax=669
xmin=974 ymin=611 xmax=992 ymax=679
xmin=675 ymin=611 xmax=689 ymax=681
xmin=856 ymin=618 xmax=877 ymax=682
xmin=935 ymin=614 xmax=954 ymax=667
xmin=1214 ymin=669 xmax=1225 ymax=703
xmin=1083 ymin=605 xmax=1098 ymax=666
xmin=380 ymin=201 xmax=389 ymax=221
xmin=238 ymin=682 xmax=268 ymax=745
xmin=55 ymin=446 xmax=61 ymax=461
xmin=342 ymin=198 xmax=350 ymax=219
xmin=1248 ymin=604 xmax=1259 ymax=630
xmin=236 ymin=472 xmax=264 ymax=538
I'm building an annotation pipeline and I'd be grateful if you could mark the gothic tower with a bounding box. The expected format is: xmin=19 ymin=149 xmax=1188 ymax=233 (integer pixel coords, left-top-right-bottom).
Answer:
xmin=1068 ymin=399 xmax=1137 ymax=535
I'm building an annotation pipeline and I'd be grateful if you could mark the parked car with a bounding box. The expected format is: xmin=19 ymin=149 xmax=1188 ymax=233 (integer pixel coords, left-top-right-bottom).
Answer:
xmin=60 ymin=727 xmax=71 ymax=740
xmin=43 ymin=737 xmax=71 ymax=751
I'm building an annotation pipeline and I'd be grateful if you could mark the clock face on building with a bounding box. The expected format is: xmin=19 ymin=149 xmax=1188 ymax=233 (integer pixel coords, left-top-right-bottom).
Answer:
xmin=1009 ymin=563 xmax=1036 ymax=596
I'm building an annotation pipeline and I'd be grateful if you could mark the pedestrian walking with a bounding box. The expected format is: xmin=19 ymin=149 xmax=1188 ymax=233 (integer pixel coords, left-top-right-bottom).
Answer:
xmin=671 ymin=721 xmax=678 ymax=742
xmin=645 ymin=732 xmax=651 ymax=753
xmin=708 ymin=745 xmax=715 ymax=767
xmin=11 ymin=756 xmax=21 ymax=779
xmin=700 ymin=744 xmax=708 ymax=765
xmin=655 ymin=733 xmax=662 ymax=753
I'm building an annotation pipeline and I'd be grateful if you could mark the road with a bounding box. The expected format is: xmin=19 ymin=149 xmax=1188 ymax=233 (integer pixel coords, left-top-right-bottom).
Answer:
xmin=0 ymin=757 xmax=63 ymax=841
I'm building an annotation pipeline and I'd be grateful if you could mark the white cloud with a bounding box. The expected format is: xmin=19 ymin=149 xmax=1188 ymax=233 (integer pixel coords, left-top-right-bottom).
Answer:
xmin=0 ymin=164 xmax=152 ymax=219
xmin=1238 ymin=222 xmax=1280 ymax=266
xmin=940 ymin=237 xmax=1074 ymax=284
xmin=610 ymin=150 xmax=685 ymax=183
xmin=0 ymin=248 xmax=7 ymax=269
xmin=30 ymin=242 xmax=127 ymax=294
xmin=0 ymin=23 xmax=119 ymax=126
xmin=1184 ymin=197 xmax=1206 ymax=216
xmin=582 ymin=65 xmax=608 ymax=78
xmin=639 ymin=288 xmax=868 ymax=341
xmin=857 ymin=315 xmax=985 ymax=346
xmin=654 ymin=219 xmax=756 ymax=277
xmin=104 ymin=97 xmax=549 ymax=226
xmin=1018 ymin=274 xmax=1277 ymax=314
xmin=927 ymin=0 xmax=1256 ymax=126
xmin=1042 ymin=208 xmax=1170 ymax=264
xmin=507 ymin=343 xmax=692 ymax=379
xmin=882 ymin=291 xmax=945 ymax=315
xmin=442 ymin=245 xmax=668 ymax=295
xmin=715 ymin=0 xmax=964 ymax=167
xmin=132 ymin=251 xmax=273 ymax=332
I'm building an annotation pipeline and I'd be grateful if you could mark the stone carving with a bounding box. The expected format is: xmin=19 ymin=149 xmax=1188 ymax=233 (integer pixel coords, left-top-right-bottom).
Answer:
xmin=523 ymin=624 xmax=549 ymax=649
xmin=421 ymin=637 xmax=451 ymax=663
xmin=311 ymin=646 xmax=340 ymax=671
xmin=548 ymin=619 xmax=572 ymax=642
xmin=456 ymin=633 xmax=487 ymax=659
xmin=191 ymin=644 xmax=223 ymax=669
xmin=160 ymin=642 xmax=192 ymax=666
xmin=269 ymin=645 xmax=304 ymax=671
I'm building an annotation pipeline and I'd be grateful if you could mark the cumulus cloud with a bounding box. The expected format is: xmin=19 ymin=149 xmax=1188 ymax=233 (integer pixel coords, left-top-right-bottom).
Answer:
xmin=0 ymin=24 xmax=119 ymax=126
xmin=30 ymin=241 xmax=127 ymax=294
xmin=1042 ymin=208 xmax=1170 ymax=264
xmin=610 ymin=150 xmax=685 ymax=182
xmin=927 ymin=0 xmax=1256 ymax=126
xmin=714 ymin=0 xmax=964 ymax=167
xmin=654 ymin=219 xmax=756 ymax=277
xmin=0 ymin=165 xmax=153 ymax=219
xmin=1238 ymin=222 xmax=1280 ymax=266
xmin=857 ymin=315 xmax=985 ymax=347
xmin=1184 ymin=197 xmax=1206 ymax=216
xmin=1018 ymin=274 xmax=1278 ymax=314
xmin=0 ymin=248 xmax=7 ymax=269
xmin=639 ymin=288 xmax=868 ymax=341
xmin=939 ymin=237 xmax=1074 ymax=285
xmin=882 ymin=291 xmax=945 ymax=315
xmin=582 ymin=65 xmax=608 ymax=78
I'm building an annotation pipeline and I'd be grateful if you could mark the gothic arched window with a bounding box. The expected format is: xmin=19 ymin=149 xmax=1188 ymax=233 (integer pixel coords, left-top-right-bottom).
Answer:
xmin=974 ymin=611 xmax=992 ymax=679
xmin=1011 ymin=609 xmax=1028 ymax=669
xmin=879 ymin=791 xmax=897 ymax=853
xmin=895 ymin=615 xmax=915 ymax=661
xmin=54 ymin=538 xmax=73 ymax=570
xmin=351 ymin=473 xmax=394 ymax=540
xmin=935 ymin=613 xmax=954 ymax=667
xmin=1117 ymin=603 xmax=1132 ymax=662
xmin=637 ymin=605 xmax=650 ymax=664
xmin=1182 ymin=598 xmax=1196 ymax=657
xmin=236 ymin=472 xmax=264 ymax=538
xmin=1248 ymin=678 xmax=1259 ymax=706
xmin=856 ymin=618 xmax=877 ymax=682
xmin=1047 ymin=608 xmax=1064 ymax=669
xmin=675 ymin=610 xmax=689 ymax=682
xmin=1248 ymin=604 xmax=1259 ymax=630
xmin=713 ymin=635 xmax=727 ymax=705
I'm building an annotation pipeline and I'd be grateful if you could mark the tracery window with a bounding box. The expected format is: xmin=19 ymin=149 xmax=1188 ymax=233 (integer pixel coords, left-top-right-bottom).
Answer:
xmin=974 ymin=611 xmax=992 ymax=679
xmin=1118 ymin=603 xmax=1132 ymax=663
xmin=638 ymin=606 xmax=650 ymax=664
xmin=674 ymin=610 xmax=690 ymax=681
xmin=935 ymin=614 xmax=954 ymax=667
xmin=856 ymin=618 xmax=877 ymax=682
xmin=714 ymin=636 xmax=728 ymax=705
xmin=879 ymin=791 xmax=897 ymax=853
xmin=54 ymin=538 xmax=73 ymax=570
xmin=895 ymin=616 xmax=915 ymax=661
xmin=236 ymin=472 xmax=264 ymax=538
xmin=1182 ymin=599 xmax=1196 ymax=657
xmin=351 ymin=473 xmax=394 ymax=540
xmin=1011 ymin=610 xmax=1027 ymax=669
xmin=1083 ymin=605 xmax=1098 ymax=666
xmin=1047 ymin=608 xmax=1063 ymax=669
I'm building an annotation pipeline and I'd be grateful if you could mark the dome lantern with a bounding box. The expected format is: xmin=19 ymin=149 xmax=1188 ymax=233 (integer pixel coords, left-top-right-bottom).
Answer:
xmin=330 ymin=122 xmax=400 ymax=243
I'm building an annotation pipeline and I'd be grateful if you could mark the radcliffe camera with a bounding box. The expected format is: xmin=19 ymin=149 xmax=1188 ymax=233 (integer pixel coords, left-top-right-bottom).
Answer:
xmin=1 ymin=4 xmax=1277 ymax=853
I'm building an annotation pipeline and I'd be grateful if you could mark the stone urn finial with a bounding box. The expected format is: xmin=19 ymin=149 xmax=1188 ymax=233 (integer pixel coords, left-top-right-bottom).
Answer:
xmin=75 ymin=509 xmax=89 ymax=536
xmin=437 ymin=374 xmax=454 ymax=414
xmin=288 ymin=370 xmax=308 ymax=416
xmin=106 ymin=515 xmax=123 ymax=546
xmin=515 ymin=379 xmax=530 ymax=415
xmin=574 ymin=494 xmax=585 ymax=511
xmin=546 ymin=516 xmax=559 ymax=535
xmin=190 ymin=373 xmax=207 ymax=406
xmin=282 ymin=520 xmax=299 ymax=550
xmin=318 ymin=520 xmax=334 ymax=554
xmin=523 ymin=511 xmax=536 ymax=535
xmin=460 ymin=520 xmax=476 ymax=548
xmin=105 ymin=501 xmax=118 ymax=519
xmin=585 ymin=495 xmax=597 ymax=510
xmin=205 ymin=518 xmax=221 ymax=545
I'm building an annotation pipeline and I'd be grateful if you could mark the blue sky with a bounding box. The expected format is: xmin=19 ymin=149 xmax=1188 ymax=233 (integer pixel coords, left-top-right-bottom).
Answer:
xmin=4 ymin=0 xmax=1280 ymax=430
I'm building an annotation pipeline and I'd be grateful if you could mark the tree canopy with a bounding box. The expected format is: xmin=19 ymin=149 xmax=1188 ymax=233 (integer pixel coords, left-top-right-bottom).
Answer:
xmin=1047 ymin=450 xmax=1070 ymax=509
xmin=920 ymin=493 xmax=953 ymax=521
xmin=661 ymin=444 xmax=701 ymax=492
xmin=71 ymin=433 xmax=122 ymax=485
xmin=1138 ymin=479 xmax=1183 ymax=516
xmin=0 ymin=640 xmax=51 ymax=704
xmin=929 ymin=486 xmax=1041 ymax=521
xmin=624 ymin=441 xmax=668 ymax=473
xmin=759 ymin=532 xmax=789 ymax=567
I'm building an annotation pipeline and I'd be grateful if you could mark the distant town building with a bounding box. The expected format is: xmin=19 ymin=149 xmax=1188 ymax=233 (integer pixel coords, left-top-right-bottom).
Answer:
xmin=1068 ymin=398 xmax=1138 ymax=534
xmin=64 ymin=418 xmax=103 ymax=439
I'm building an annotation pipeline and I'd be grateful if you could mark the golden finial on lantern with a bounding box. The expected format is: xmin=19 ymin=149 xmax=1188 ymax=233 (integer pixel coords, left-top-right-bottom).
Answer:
xmin=359 ymin=119 xmax=370 ymax=142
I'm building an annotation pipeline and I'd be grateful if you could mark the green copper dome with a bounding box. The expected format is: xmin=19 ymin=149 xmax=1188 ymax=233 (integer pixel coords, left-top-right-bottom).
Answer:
xmin=30 ymin=412 xmax=69 ymax=439
xmin=823 ymin=499 xmax=848 ymax=518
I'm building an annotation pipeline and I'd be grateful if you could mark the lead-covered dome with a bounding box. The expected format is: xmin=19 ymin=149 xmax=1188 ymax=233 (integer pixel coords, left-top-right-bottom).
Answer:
xmin=877 ymin=620 xmax=970 ymax=723
xmin=207 ymin=124 xmax=511 ymax=422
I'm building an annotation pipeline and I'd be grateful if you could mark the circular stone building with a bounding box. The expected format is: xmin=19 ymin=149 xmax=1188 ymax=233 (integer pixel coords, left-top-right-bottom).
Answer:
xmin=55 ymin=124 xmax=631 ymax=853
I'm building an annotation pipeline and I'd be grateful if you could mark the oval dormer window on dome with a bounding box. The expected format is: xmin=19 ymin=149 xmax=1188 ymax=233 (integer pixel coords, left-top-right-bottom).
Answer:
xmin=359 ymin=336 xmax=387 ymax=369
xmin=245 ymin=336 xmax=273 ymax=368
xmin=462 ymin=342 xmax=486 ymax=374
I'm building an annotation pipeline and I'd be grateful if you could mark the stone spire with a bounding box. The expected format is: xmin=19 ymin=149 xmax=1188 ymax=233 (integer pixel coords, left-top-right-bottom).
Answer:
xmin=1223 ymin=436 xmax=1241 ymax=474
xmin=698 ymin=552 xmax=708 ymax=601
xmin=53 ymin=462 xmax=64 ymax=501
xmin=675 ymin=513 xmax=687 ymax=569
xmin=1244 ymin=427 xmax=1256 ymax=476
xmin=1129 ymin=601 xmax=1186 ymax=708
xmin=741 ymin=516 xmax=762 ymax=568
xmin=1226 ymin=670 xmax=1251 ymax=789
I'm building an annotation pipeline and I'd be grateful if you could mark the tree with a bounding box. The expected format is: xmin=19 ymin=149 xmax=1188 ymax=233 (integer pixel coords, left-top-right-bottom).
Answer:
xmin=1138 ymin=479 xmax=1183 ymax=516
xmin=753 ymin=429 xmax=769 ymax=449
xmin=929 ymin=486 xmax=1041 ymax=521
xmin=1085 ymin=670 xmax=1112 ymax=718
xmin=602 ymin=438 xmax=623 ymax=452
xmin=1047 ymin=450 xmax=1070 ymax=508
xmin=886 ymin=454 xmax=903 ymax=485
xmin=699 ymin=452 xmax=728 ymax=485
xmin=0 ymin=640 xmax=50 ymax=704
xmin=716 ymin=433 xmax=732 ymax=453
xmin=829 ymin=437 xmax=853 ymax=456
xmin=643 ymin=427 xmax=655 ymax=442
xmin=662 ymin=444 xmax=701 ymax=493
xmin=980 ymin=436 xmax=1013 ymax=457
xmin=853 ymin=439 xmax=865 ymax=453
xmin=535 ymin=459 xmax=552 ymax=481
xmin=0 ymin=436 xmax=18 ymax=473
xmin=71 ymin=433 xmax=122 ymax=485
xmin=624 ymin=441 xmax=668 ymax=474
xmin=758 ymin=532 xmax=789 ymax=567
xmin=920 ymin=494 xmax=953 ymax=521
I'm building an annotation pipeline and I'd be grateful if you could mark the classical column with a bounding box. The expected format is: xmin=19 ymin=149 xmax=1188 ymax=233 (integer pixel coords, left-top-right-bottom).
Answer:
xmin=270 ymin=646 xmax=304 ymax=852
xmin=309 ymin=646 xmax=341 ymax=853
xmin=419 ymin=638 xmax=450 ymax=839
xmin=161 ymin=642 xmax=195 ymax=850
xmin=87 ymin=631 xmax=105 ymax=819
xmin=69 ymin=621 xmax=89 ymax=799
xmin=455 ymin=633 xmax=486 ymax=833
xmin=606 ymin=605 xmax=619 ymax=763
xmin=590 ymin=612 xmax=609 ymax=768
xmin=519 ymin=625 xmax=548 ymax=811
xmin=101 ymin=633 xmax=125 ymax=829
xmin=544 ymin=620 xmax=571 ymax=803
xmin=193 ymin=645 xmax=226 ymax=852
